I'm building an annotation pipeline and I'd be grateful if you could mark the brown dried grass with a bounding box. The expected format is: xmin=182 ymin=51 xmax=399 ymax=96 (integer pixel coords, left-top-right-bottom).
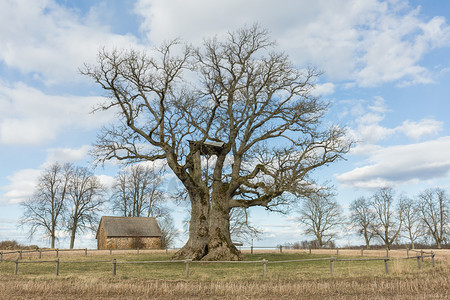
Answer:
xmin=1 ymin=268 xmax=448 ymax=299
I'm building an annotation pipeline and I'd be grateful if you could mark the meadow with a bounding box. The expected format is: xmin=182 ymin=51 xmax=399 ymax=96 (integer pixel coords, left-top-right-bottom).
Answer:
xmin=0 ymin=249 xmax=448 ymax=299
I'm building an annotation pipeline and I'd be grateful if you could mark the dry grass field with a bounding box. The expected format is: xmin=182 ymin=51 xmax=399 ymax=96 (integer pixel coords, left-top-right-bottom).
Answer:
xmin=0 ymin=249 xmax=449 ymax=299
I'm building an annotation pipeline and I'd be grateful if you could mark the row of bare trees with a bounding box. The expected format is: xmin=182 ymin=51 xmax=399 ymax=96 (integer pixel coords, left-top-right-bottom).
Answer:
xmin=21 ymin=163 xmax=106 ymax=249
xmin=20 ymin=162 xmax=179 ymax=249
xmin=351 ymin=187 xmax=449 ymax=249
xmin=297 ymin=187 xmax=449 ymax=249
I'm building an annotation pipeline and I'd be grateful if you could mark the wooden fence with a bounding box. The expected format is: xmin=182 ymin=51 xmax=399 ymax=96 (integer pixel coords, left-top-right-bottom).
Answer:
xmin=0 ymin=248 xmax=436 ymax=278
xmin=0 ymin=246 xmax=432 ymax=260
xmin=0 ymin=247 xmax=175 ymax=261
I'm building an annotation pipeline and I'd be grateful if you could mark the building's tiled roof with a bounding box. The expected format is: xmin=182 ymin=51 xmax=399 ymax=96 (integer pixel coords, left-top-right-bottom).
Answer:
xmin=98 ymin=216 xmax=162 ymax=238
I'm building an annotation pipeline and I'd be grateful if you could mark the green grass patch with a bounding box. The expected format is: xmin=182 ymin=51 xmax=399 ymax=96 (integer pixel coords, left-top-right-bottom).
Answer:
xmin=0 ymin=251 xmax=435 ymax=281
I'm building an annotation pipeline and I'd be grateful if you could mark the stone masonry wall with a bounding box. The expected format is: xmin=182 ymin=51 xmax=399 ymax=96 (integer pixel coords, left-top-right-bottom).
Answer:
xmin=105 ymin=237 xmax=161 ymax=249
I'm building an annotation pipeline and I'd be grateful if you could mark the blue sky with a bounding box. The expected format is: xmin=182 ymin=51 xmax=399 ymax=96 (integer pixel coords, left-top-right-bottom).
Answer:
xmin=1 ymin=0 xmax=450 ymax=248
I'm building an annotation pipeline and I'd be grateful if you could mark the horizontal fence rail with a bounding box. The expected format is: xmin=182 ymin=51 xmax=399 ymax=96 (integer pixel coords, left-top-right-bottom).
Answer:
xmin=1 ymin=250 xmax=437 ymax=278
xmin=0 ymin=246 xmax=440 ymax=261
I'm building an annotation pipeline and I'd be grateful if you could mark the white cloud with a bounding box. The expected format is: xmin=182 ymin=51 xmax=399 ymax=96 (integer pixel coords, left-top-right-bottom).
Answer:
xmin=311 ymin=83 xmax=336 ymax=96
xmin=343 ymin=97 xmax=443 ymax=155
xmin=337 ymin=136 xmax=450 ymax=189
xmin=96 ymin=174 xmax=116 ymax=189
xmin=0 ymin=0 xmax=141 ymax=85
xmin=1 ymin=169 xmax=41 ymax=204
xmin=344 ymin=97 xmax=393 ymax=154
xmin=44 ymin=145 xmax=91 ymax=167
xmin=396 ymin=119 xmax=443 ymax=140
xmin=1 ymin=153 xmax=114 ymax=204
xmin=134 ymin=0 xmax=450 ymax=87
xmin=0 ymin=82 xmax=114 ymax=145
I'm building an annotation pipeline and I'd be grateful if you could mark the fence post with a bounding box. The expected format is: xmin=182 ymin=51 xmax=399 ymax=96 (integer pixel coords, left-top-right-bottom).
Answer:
xmin=14 ymin=259 xmax=18 ymax=275
xmin=407 ymin=248 xmax=409 ymax=258
xmin=279 ymin=245 xmax=282 ymax=253
xmin=309 ymin=247 xmax=311 ymax=254
xmin=361 ymin=248 xmax=364 ymax=257
xmin=336 ymin=248 xmax=339 ymax=256
xmin=85 ymin=248 xmax=87 ymax=257
xmin=56 ymin=248 xmax=59 ymax=258
xmin=0 ymin=251 xmax=3 ymax=262
xmin=56 ymin=258 xmax=60 ymax=276
xmin=137 ymin=248 xmax=140 ymax=255
xmin=384 ymin=258 xmax=389 ymax=274
xmin=417 ymin=255 xmax=421 ymax=269
xmin=112 ymin=259 xmax=117 ymax=276
xmin=420 ymin=250 xmax=424 ymax=262
xmin=39 ymin=249 xmax=42 ymax=259
xmin=19 ymin=250 xmax=23 ymax=260
xmin=330 ymin=257 xmax=335 ymax=276
xmin=251 ymin=246 xmax=253 ymax=255
xmin=431 ymin=251 xmax=435 ymax=267
xmin=262 ymin=259 xmax=267 ymax=278
xmin=185 ymin=259 xmax=191 ymax=278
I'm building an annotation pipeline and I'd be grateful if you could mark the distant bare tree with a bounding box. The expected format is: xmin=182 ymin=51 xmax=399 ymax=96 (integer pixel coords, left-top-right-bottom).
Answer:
xmin=350 ymin=196 xmax=376 ymax=249
xmin=111 ymin=172 xmax=130 ymax=216
xmin=298 ymin=193 xmax=343 ymax=248
xmin=21 ymin=163 xmax=72 ymax=248
xmin=417 ymin=188 xmax=449 ymax=249
xmin=66 ymin=166 xmax=106 ymax=249
xmin=158 ymin=214 xmax=179 ymax=249
xmin=111 ymin=164 xmax=164 ymax=217
xmin=399 ymin=196 xmax=423 ymax=250
xmin=370 ymin=187 xmax=402 ymax=250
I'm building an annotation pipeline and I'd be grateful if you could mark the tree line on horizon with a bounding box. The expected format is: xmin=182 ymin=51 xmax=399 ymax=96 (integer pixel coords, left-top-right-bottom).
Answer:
xmin=19 ymin=160 xmax=449 ymax=251
xmin=296 ymin=186 xmax=449 ymax=250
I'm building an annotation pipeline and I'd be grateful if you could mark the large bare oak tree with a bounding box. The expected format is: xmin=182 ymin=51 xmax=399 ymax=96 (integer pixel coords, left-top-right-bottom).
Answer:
xmin=82 ymin=25 xmax=350 ymax=260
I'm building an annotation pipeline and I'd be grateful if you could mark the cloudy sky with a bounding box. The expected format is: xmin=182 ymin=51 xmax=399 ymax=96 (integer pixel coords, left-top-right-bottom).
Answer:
xmin=1 ymin=0 xmax=450 ymax=248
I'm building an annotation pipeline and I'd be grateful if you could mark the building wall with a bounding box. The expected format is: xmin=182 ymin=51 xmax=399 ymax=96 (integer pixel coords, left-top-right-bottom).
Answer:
xmin=103 ymin=236 xmax=161 ymax=250
xmin=97 ymin=224 xmax=108 ymax=249
xmin=97 ymin=224 xmax=161 ymax=249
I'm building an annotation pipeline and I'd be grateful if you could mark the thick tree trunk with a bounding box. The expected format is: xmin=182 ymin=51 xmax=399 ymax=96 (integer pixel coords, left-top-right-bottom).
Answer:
xmin=70 ymin=225 xmax=77 ymax=249
xmin=173 ymin=190 xmax=210 ymax=260
xmin=364 ymin=232 xmax=370 ymax=250
xmin=51 ymin=226 xmax=56 ymax=249
xmin=202 ymin=191 xmax=242 ymax=261
xmin=173 ymin=146 xmax=241 ymax=261
xmin=317 ymin=236 xmax=324 ymax=249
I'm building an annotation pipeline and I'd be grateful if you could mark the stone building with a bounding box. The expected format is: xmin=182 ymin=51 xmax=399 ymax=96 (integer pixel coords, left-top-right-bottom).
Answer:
xmin=96 ymin=216 xmax=162 ymax=250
